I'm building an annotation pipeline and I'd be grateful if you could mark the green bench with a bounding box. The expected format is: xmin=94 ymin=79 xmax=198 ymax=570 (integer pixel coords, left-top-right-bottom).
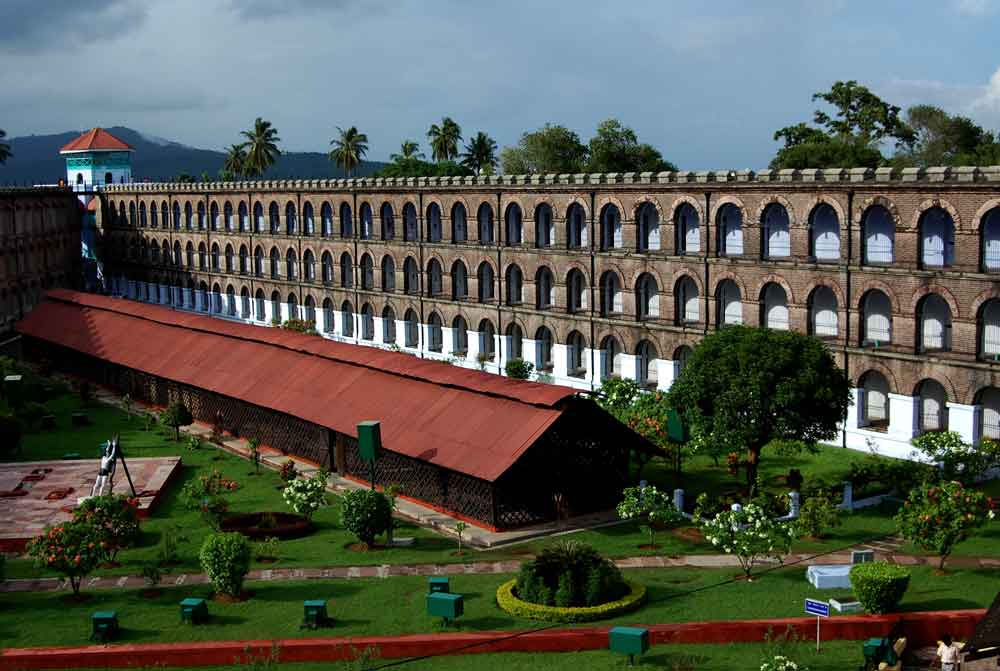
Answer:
xmin=426 ymin=592 xmax=463 ymax=626
xmin=179 ymin=598 xmax=209 ymax=624
xmin=90 ymin=610 xmax=119 ymax=642
xmin=302 ymin=599 xmax=329 ymax=629
xmin=609 ymin=626 xmax=649 ymax=666
xmin=428 ymin=576 xmax=450 ymax=593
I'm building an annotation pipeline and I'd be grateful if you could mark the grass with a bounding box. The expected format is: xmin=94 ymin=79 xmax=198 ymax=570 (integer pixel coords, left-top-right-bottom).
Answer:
xmin=0 ymin=563 xmax=993 ymax=649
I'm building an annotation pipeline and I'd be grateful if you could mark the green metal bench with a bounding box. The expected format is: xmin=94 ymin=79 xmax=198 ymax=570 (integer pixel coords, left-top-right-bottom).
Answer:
xmin=428 ymin=576 xmax=450 ymax=594
xmin=609 ymin=626 xmax=649 ymax=666
xmin=90 ymin=610 xmax=119 ymax=642
xmin=302 ymin=599 xmax=329 ymax=629
xmin=179 ymin=598 xmax=209 ymax=624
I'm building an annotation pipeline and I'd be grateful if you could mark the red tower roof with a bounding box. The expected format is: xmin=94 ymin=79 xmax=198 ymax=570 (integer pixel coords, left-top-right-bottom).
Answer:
xmin=59 ymin=128 xmax=133 ymax=153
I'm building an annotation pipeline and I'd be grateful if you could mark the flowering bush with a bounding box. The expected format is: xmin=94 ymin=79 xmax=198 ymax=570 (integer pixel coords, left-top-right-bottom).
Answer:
xmin=895 ymin=480 xmax=995 ymax=569
xmin=698 ymin=503 xmax=794 ymax=579
xmin=760 ymin=655 xmax=805 ymax=671
xmin=616 ymin=485 xmax=684 ymax=548
xmin=199 ymin=532 xmax=251 ymax=597
xmin=340 ymin=489 xmax=392 ymax=546
xmin=279 ymin=459 xmax=298 ymax=484
xmin=26 ymin=520 xmax=104 ymax=594
xmin=794 ymin=492 xmax=841 ymax=539
xmin=72 ymin=494 xmax=140 ymax=562
xmin=180 ymin=469 xmax=237 ymax=530
xmin=282 ymin=471 xmax=328 ymax=520
xmin=911 ymin=431 xmax=1000 ymax=485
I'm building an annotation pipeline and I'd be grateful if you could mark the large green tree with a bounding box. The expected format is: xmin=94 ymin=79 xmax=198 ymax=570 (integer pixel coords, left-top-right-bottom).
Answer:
xmin=666 ymin=326 xmax=851 ymax=491
xmin=586 ymin=119 xmax=676 ymax=173
xmin=0 ymin=129 xmax=11 ymax=165
xmin=239 ymin=118 xmax=281 ymax=178
xmin=460 ymin=131 xmax=498 ymax=175
xmin=500 ymin=123 xmax=588 ymax=175
xmin=373 ymin=157 xmax=471 ymax=178
xmin=222 ymin=143 xmax=247 ymax=180
xmin=894 ymin=105 xmax=1000 ymax=167
xmin=329 ymin=126 xmax=369 ymax=178
xmin=427 ymin=117 xmax=462 ymax=162
xmin=390 ymin=140 xmax=423 ymax=161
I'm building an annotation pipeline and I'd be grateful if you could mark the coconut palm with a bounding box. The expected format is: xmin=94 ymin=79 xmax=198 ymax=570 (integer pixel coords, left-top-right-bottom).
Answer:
xmin=223 ymin=143 xmax=247 ymax=180
xmin=391 ymin=140 xmax=423 ymax=162
xmin=427 ymin=117 xmax=462 ymax=162
xmin=329 ymin=126 xmax=369 ymax=178
xmin=239 ymin=118 xmax=281 ymax=179
xmin=0 ymin=129 xmax=11 ymax=165
xmin=460 ymin=132 xmax=498 ymax=175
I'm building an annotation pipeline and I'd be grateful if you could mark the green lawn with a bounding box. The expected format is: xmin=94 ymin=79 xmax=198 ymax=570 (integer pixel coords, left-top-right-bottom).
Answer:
xmin=0 ymin=564 xmax=993 ymax=649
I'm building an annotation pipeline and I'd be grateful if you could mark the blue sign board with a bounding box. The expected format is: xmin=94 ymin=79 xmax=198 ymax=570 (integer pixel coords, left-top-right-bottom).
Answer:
xmin=805 ymin=598 xmax=830 ymax=618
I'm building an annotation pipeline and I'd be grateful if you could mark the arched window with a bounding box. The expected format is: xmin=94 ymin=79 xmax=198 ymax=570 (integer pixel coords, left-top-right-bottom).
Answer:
xmin=361 ymin=254 xmax=374 ymax=290
xmin=426 ymin=259 xmax=443 ymax=296
xmin=917 ymin=293 xmax=951 ymax=352
xmin=341 ymin=301 xmax=355 ymax=338
xmin=636 ymin=273 xmax=659 ymax=320
xmin=637 ymin=202 xmax=660 ymax=252
xmin=600 ymin=204 xmax=621 ymax=250
xmin=321 ymin=203 xmax=333 ymax=237
xmin=303 ymin=249 xmax=315 ymax=281
xmin=176 ymin=241 xmax=185 ymax=266
xmin=255 ymin=289 xmax=266 ymax=321
xmin=451 ymin=261 xmax=468 ymax=300
xmin=198 ymin=242 xmax=207 ymax=270
xmin=762 ymin=203 xmax=791 ymax=259
xmin=859 ymin=371 xmax=890 ymax=428
xmin=535 ymin=266 xmax=554 ymax=309
xmin=287 ymin=292 xmax=298 ymax=320
xmin=360 ymin=303 xmax=375 ymax=340
xmin=535 ymin=203 xmax=554 ymax=248
xmin=477 ymin=203 xmax=494 ymax=245
xmin=506 ymin=323 xmax=524 ymax=361
xmin=403 ymin=257 xmax=419 ymax=294
xmin=186 ymin=241 xmax=195 ymax=268
xmin=599 ymin=336 xmax=621 ymax=380
xmin=340 ymin=252 xmax=353 ymax=288
xmin=210 ymin=202 xmax=220 ymax=231
xmin=269 ymin=247 xmax=280 ymax=278
xmin=567 ymin=203 xmax=587 ymax=249
xmin=224 ymin=201 xmax=234 ymax=231
xmin=138 ymin=202 xmax=147 ymax=228
xmin=381 ymin=256 xmax=396 ymax=291
xmin=917 ymin=379 xmax=948 ymax=434
xmin=161 ymin=240 xmax=170 ymax=264
xmin=304 ymin=295 xmax=316 ymax=327
xmin=505 ymin=204 xmax=522 ymax=246
xmin=302 ymin=202 xmax=314 ymax=236
xmin=760 ymin=283 xmax=789 ymax=330
xmin=197 ymin=202 xmax=206 ymax=230
xmin=173 ymin=202 xmax=182 ymax=229
xmin=211 ymin=243 xmax=221 ymax=271
xmin=426 ymin=203 xmax=442 ymax=243
xmin=599 ymin=271 xmax=622 ymax=316
xmin=269 ymin=202 xmax=280 ymax=234
xmin=976 ymin=387 xmax=1000 ymax=440
xmin=199 ymin=282 xmax=210 ymax=312
xmin=505 ymin=264 xmax=523 ymax=305
xmin=150 ymin=202 xmax=159 ymax=228
xmin=321 ymin=251 xmax=334 ymax=283
xmin=339 ymin=202 xmax=353 ymax=238
xmin=566 ymin=268 xmax=586 ymax=313
xmin=979 ymin=299 xmax=1000 ymax=360
xmin=359 ymin=202 xmax=373 ymax=239
xmin=403 ymin=203 xmax=418 ymax=241
xmin=716 ymin=279 xmax=742 ymax=326
xmin=477 ymin=262 xmax=495 ymax=302
xmin=920 ymin=206 xmax=955 ymax=268
xmin=238 ymin=202 xmax=248 ymax=232
xmin=451 ymin=203 xmax=467 ymax=243
xmin=981 ymin=207 xmax=1000 ymax=272
xmin=428 ymin=313 xmax=443 ymax=352
xmin=380 ymin=203 xmax=395 ymax=240
xmin=637 ymin=340 xmax=658 ymax=387
xmin=676 ymin=203 xmax=700 ymax=255
xmin=861 ymin=290 xmax=892 ymax=346
xmin=675 ymin=276 xmax=700 ymax=324
xmin=808 ymin=286 xmax=838 ymax=338
xmin=254 ymin=202 xmax=265 ymax=232
xmin=479 ymin=319 xmax=496 ymax=361
xmin=223 ymin=286 xmax=235 ymax=315
xmin=675 ymin=345 xmax=694 ymax=375
xmin=404 ymin=309 xmax=419 ymax=348
xmin=566 ymin=331 xmax=587 ymax=378
xmin=241 ymin=287 xmax=251 ymax=318
xmin=453 ymin=316 xmax=469 ymax=355
xmin=535 ymin=326 xmax=553 ymax=372
xmin=285 ymin=248 xmax=297 ymax=280
xmin=150 ymin=240 xmax=160 ymax=263
xmin=184 ymin=202 xmax=193 ymax=229
xmin=382 ymin=306 xmax=397 ymax=343
xmin=810 ymin=203 xmax=840 ymax=261
xmin=322 ymin=298 xmax=334 ymax=333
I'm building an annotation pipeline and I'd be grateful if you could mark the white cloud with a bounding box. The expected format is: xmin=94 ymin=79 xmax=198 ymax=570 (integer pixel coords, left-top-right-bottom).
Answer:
xmin=882 ymin=66 xmax=1000 ymax=128
xmin=954 ymin=0 xmax=996 ymax=15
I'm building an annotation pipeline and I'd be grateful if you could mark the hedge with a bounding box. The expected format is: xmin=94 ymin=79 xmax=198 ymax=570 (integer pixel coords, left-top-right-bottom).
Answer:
xmin=849 ymin=561 xmax=910 ymax=614
xmin=496 ymin=579 xmax=646 ymax=623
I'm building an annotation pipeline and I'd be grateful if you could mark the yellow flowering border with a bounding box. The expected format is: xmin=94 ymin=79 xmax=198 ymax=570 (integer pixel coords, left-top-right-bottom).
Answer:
xmin=495 ymin=579 xmax=647 ymax=623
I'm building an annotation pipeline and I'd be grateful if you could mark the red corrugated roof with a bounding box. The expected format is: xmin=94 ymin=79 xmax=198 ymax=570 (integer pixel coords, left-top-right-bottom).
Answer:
xmin=17 ymin=290 xmax=579 ymax=482
xmin=59 ymin=128 xmax=133 ymax=153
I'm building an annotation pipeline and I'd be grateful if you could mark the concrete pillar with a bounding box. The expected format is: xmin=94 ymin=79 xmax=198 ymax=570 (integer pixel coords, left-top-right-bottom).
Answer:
xmin=947 ymin=402 xmax=981 ymax=445
xmin=584 ymin=347 xmax=600 ymax=387
xmin=552 ymin=343 xmax=569 ymax=380
xmin=126 ymin=280 xmax=137 ymax=300
xmin=421 ymin=323 xmax=435 ymax=356
xmin=182 ymin=288 xmax=193 ymax=310
xmin=373 ymin=316 xmax=385 ymax=344
xmin=159 ymin=284 xmax=169 ymax=304
xmin=673 ymin=488 xmax=684 ymax=512
xmin=618 ymin=353 xmax=640 ymax=381
xmin=466 ymin=329 xmax=481 ymax=362
xmin=395 ymin=319 xmax=407 ymax=348
xmin=656 ymin=359 xmax=679 ymax=392
xmin=522 ymin=338 xmax=539 ymax=372
xmin=194 ymin=290 xmax=204 ymax=312
xmin=441 ymin=327 xmax=455 ymax=357
xmin=845 ymin=388 xmax=862 ymax=429
xmin=500 ymin=335 xmax=513 ymax=368
xmin=887 ymin=393 xmax=918 ymax=440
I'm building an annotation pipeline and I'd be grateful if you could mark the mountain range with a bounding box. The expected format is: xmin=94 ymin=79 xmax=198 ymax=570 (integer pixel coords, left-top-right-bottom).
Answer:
xmin=0 ymin=127 xmax=385 ymax=185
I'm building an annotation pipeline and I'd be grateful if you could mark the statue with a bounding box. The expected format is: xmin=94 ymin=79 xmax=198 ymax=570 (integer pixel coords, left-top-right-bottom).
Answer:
xmin=91 ymin=436 xmax=119 ymax=497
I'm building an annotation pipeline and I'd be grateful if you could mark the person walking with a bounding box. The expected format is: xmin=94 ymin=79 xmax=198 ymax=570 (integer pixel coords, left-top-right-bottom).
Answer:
xmin=936 ymin=634 xmax=961 ymax=671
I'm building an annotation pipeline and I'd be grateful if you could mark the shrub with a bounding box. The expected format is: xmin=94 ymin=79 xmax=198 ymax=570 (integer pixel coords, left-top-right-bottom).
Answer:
xmin=255 ymin=536 xmax=280 ymax=561
xmin=248 ymin=437 xmax=261 ymax=474
xmin=17 ymin=401 xmax=48 ymax=431
xmin=795 ymin=492 xmax=841 ymax=539
xmin=616 ymin=485 xmax=684 ymax=548
xmin=698 ymin=503 xmax=794 ymax=579
xmin=72 ymin=494 xmax=140 ymax=562
xmin=157 ymin=524 xmax=187 ymax=565
xmin=911 ymin=431 xmax=1000 ymax=485
xmin=849 ymin=456 xmax=930 ymax=498
xmin=180 ymin=469 xmax=236 ymax=530
xmin=496 ymin=579 xmax=646 ymax=623
xmin=340 ymin=489 xmax=392 ymax=546
xmin=280 ymin=318 xmax=318 ymax=335
xmin=279 ymin=459 xmax=298 ymax=484
xmin=514 ymin=541 xmax=627 ymax=608
xmin=760 ymin=656 xmax=804 ymax=671
xmin=161 ymin=401 xmax=193 ymax=441
xmin=0 ymin=414 xmax=22 ymax=458
xmin=142 ymin=561 xmax=162 ymax=587
xmin=504 ymin=358 xmax=533 ymax=380
xmin=849 ymin=561 xmax=910 ymax=614
xmin=187 ymin=435 xmax=201 ymax=451
xmin=282 ymin=471 xmax=328 ymax=520
xmin=895 ymin=480 xmax=995 ymax=569
xmin=199 ymin=532 xmax=251 ymax=597
xmin=26 ymin=520 xmax=104 ymax=594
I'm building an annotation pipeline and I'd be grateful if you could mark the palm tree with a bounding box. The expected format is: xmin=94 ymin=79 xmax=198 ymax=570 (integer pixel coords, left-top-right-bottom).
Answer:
xmin=329 ymin=126 xmax=369 ymax=178
xmin=0 ymin=129 xmax=11 ymax=165
xmin=390 ymin=140 xmax=423 ymax=162
xmin=239 ymin=118 xmax=281 ymax=179
xmin=427 ymin=117 xmax=462 ymax=162
xmin=461 ymin=132 xmax=498 ymax=175
xmin=223 ymin=143 xmax=247 ymax=180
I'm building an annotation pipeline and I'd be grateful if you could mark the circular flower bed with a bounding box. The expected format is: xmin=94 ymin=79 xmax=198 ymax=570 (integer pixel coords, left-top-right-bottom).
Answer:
xmin=496 ymin=579 xmax=646 ymax=623
xmin=219 ymin=512 xmax=312 ymax=540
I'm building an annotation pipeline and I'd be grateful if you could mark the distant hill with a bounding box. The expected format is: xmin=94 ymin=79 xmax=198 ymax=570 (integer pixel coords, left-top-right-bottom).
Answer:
xmin=0 ymin=126 xmax=385 ymax=184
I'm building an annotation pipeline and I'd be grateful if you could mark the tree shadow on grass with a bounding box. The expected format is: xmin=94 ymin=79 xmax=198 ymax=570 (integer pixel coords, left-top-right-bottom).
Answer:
xmin=249 ymin=582 xmax=365 ymax=602
xmin=640 ymin=651 xmax=711 ymax=668
xmin=901 ymin=597 xmax=982 ymax=612
xmin=115 ymin=626 xmax=164 ymax=642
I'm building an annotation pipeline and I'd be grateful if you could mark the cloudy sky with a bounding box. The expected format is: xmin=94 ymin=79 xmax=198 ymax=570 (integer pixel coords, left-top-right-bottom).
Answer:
xmin=1 ymin=0 xmax=998 ymax=169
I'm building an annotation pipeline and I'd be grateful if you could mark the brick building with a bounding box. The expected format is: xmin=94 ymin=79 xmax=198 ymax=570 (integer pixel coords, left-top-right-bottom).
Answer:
xmin=100 ymin=166 xmax=1000 ymax=458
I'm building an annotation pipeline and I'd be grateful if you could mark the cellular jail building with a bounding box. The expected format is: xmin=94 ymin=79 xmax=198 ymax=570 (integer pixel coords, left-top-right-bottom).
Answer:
xmin=97 ymin=166 xmax=1000 ymax=458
